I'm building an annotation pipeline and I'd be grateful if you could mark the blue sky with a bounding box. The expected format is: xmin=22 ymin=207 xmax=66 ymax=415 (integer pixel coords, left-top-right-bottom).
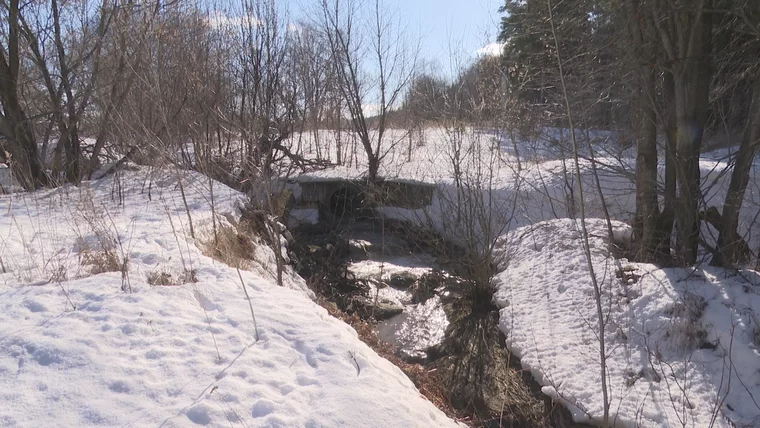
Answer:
xmin=289 ymin=0 xmax=505 ymax=77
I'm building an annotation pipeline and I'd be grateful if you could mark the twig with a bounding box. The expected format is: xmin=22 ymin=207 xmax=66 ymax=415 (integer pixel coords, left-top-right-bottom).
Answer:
xmin=349 ymin=350 xmax=361 ymax=375
xmin=236 ymin=267 xmax=260 ymax=342
xmin=547 ymin=0 xmax=610 ymax=424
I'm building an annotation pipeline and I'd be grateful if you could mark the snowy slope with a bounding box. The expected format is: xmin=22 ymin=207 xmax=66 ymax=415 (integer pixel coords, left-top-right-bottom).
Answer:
xmin=493 ymin=219 xmax=760 ymax=428
xmin=0 ymin=168 xmax=461 ymax=427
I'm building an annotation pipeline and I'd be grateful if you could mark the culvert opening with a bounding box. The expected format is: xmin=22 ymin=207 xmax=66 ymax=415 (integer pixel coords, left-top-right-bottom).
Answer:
xmin=328 ymin=186 xmax=366 ymax=219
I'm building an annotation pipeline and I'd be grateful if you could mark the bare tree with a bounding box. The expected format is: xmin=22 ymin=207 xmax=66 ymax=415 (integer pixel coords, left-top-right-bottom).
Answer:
xmin=715 ymin=3 xmax=760 ymax=267
xmin=648 ymin=0 xmax=713 ymax=265
xmin=318 ymin=0 xmax=417 ymax=183
xmin=0 ymin=0 xmax=48 ymax=190
xmin=16 ymin=0 xmax=117 ymax=184
xmin=624 ymin=0 xmax=670 ymax=262
xmin=87 ymin=1 xmax=164 ymax=178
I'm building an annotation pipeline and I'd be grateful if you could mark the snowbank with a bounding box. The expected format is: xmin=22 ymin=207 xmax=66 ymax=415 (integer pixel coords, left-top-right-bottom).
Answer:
xmin=493 ymin=218 xmax=760 ymax=427
xmin=0 ymin=168 xmax=461 ymax=427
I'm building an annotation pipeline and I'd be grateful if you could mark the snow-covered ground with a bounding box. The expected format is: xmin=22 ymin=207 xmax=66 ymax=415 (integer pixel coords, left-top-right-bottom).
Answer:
xmin=0 ymin=168 xmax=461 ymax=427
xmin=493 ymin=219 xmax=760 ymax=427
xmin=3 ymin=124 xmax=759 ymax=427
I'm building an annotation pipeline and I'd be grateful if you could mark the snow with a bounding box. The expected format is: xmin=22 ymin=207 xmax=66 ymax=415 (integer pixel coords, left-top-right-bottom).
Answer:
xmin=288 ymin=208 xmax=319 ymax=226
xmin=344 ymin=227 xmax=449 ymax=360
xmin=475 ymin=42 xmax=505 ymax=57
xmin=350 ymin=257 xmax=449 ymax=360
xmin=0 ymin=167 xmax=462 ymax=427
xmin=493 ymin=219 xmax=760 ymax=427
xmin=376 ymin=294 xmax=448 ymax=360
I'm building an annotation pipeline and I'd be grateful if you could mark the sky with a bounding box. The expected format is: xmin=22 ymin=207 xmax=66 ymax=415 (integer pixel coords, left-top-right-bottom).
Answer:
xmin=289 ymin=0 xmax=505 ymax=78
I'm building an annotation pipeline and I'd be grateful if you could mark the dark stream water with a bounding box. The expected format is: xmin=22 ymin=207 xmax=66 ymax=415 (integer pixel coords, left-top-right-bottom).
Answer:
xmin=292 ymin=218 xmax=459 ymax=361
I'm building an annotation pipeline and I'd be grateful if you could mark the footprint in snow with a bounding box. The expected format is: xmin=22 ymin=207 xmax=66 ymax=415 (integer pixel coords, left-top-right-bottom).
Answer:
xmin=193 ymin=291 xmax=220 ymax=312
xmin=252 ymin=399 xmax=275 ymax=417
xmin=185 ymin=404 xmax=212 ymax=425
xmin=108 ymin=380 xmax=131 ymax=393
xmin=296 ymin=373 xmax=319 ymax=386
xmin=23 ymin=300 xmax=47 ymax=313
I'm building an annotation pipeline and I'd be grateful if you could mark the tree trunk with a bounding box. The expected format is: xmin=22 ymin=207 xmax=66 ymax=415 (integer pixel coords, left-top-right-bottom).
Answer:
xmin=63 ymin=126 xmax=81 ymax=184
xmin=672 ymin=10 xmax=712 ymax=265
xmin=633 ymin=61 xmax=661 ymax=261
xmin=366 ymin=151 xmax=379 ymax=183
xmin=716 ymin=76 xmax=760 ymax=267
xmin=4 ymin=110 xmax=47 ymax=190
xmin=656 ymin=70 xmax=678 ymax=258
xmin=0 ymin=0 xmax=47 ymax=190
xmin=627 ymin=0 xmax=662 ymax=261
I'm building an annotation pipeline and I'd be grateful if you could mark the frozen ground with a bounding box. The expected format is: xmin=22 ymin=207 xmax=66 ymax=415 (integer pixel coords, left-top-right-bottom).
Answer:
xmin=0 ymin=168 xmax=461 ymax=427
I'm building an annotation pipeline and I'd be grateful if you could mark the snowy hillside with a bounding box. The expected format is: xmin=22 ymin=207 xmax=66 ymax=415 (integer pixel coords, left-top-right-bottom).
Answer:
xmin=0 ymin=169 xmax=461 ymax=427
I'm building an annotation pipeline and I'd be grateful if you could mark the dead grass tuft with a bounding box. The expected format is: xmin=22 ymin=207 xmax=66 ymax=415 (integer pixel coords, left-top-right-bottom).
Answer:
xmin=200 ymin=223 xmax=256 ymax=269
xmin=71 ymin=192 xmax=129 ymax=280
xmin=664 ymin=292 xmax=710 ymax=351
xmin=147 ymin=271 xmax=174 ymax=286
xmin=146 ymin=269 xmax=198 ymax=286
xmin=81 ymin=249 xmax=121 ymax=275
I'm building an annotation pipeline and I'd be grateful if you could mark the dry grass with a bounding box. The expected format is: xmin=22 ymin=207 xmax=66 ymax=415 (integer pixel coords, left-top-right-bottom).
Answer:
xmin=664 ymin=292 xmax=710 ymax=351
xmin=80 ymin=249 xmax=121 ymax=275
xmin=71 ymin=191 xmax=129 ymax=279
xmin=199 ymin=223 xmax=256 ymax=269
xmin=146 ymin=269 xmax=197 ymax=286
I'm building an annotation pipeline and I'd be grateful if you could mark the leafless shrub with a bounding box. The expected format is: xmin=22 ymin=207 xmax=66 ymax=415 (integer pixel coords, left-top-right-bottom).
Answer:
xmin=75 ymin=233 xmax=121 ymax=276
xmin=80 ymin=247 xmax=122 ymax=275
xmin=68 ymin=188 xmax=134 ymax=291
xmin=663 ymin=293 xmax=710 ymax=352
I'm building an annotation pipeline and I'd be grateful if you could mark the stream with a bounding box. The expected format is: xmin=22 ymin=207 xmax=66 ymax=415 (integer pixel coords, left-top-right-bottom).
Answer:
xmin=289 ymin=215 xmax=587 ymax=427
xmin=292 ymin=218 xmax=459 ymax=362
xmin=342 ymin=220 xmax=456 ymax=361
